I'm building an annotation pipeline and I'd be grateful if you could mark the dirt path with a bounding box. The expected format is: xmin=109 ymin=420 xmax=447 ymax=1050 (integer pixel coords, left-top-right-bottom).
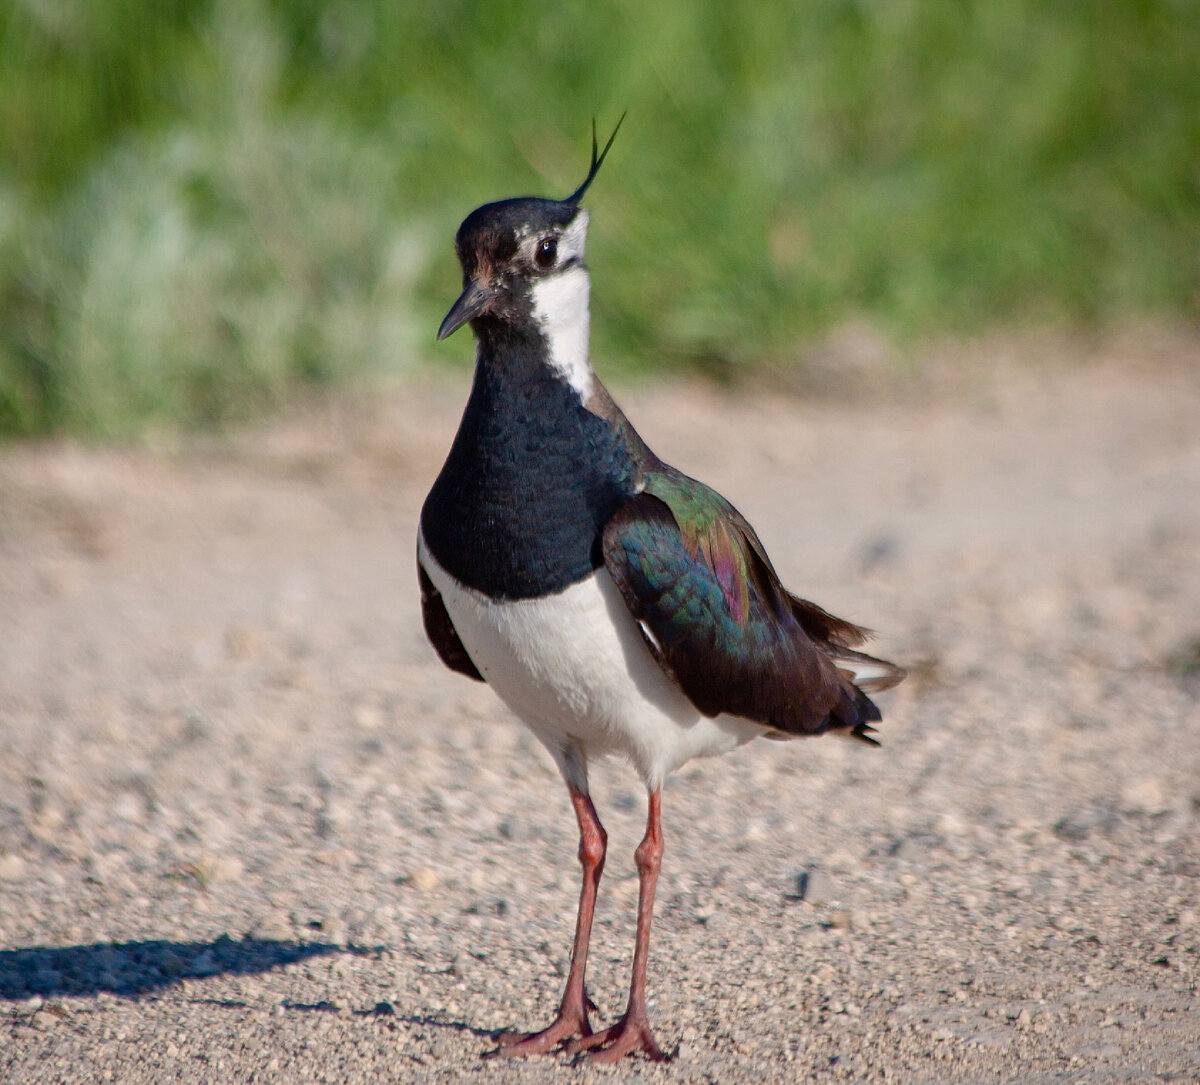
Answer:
xmin=1 ymin=349 xmax=1198 ymax=1082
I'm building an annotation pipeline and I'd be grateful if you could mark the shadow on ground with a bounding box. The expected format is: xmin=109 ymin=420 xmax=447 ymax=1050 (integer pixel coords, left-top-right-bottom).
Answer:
xmin=0 ymin=935 xmax=366 ymax=999
xmin=282 ymin=999 xmax=499 ymax=1039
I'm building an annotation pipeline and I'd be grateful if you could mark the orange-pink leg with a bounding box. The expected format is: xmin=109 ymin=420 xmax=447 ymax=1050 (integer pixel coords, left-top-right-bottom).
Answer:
xmin=498 ymin=786 xmax=606 ymax=1056
xmin=568 ymin=788 xmax=668 ymax=1062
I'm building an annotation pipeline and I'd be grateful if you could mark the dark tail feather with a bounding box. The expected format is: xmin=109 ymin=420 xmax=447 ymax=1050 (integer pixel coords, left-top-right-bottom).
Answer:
xmin=844 ymin=683 xmax=884 ymax=746
xmin=852 ymin=722 xmax=881 ymax=747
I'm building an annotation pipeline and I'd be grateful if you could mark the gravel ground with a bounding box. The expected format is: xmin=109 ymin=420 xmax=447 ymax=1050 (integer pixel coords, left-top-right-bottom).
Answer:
xmin=1 ymin=342 xmax=1198 ymax=1083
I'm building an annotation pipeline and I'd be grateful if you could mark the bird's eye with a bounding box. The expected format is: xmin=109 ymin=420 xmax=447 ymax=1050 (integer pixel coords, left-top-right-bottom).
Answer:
xmin=534 ymin=236 xmax=558 ymax=269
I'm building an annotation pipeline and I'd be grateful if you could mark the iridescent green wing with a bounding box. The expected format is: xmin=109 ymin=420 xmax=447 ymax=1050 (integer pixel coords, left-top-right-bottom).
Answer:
xmin=601 ymin=470 xmax=898 ymax=739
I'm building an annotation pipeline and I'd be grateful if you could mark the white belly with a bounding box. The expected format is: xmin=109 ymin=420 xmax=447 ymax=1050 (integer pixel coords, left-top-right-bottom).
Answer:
xmin=418 ymin=533 xmax=764 ymax=789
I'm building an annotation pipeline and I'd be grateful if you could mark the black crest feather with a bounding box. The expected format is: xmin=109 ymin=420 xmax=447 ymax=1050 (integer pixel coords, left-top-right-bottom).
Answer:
xmin=564 ymin=113 xmax=626 ymax=205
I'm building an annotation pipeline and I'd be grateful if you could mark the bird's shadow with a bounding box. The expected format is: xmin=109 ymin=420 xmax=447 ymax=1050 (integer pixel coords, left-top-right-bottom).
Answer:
xmin=283 ymin=999 xmax=497 ymax=1039
xmin=0 ymin=935 xmax=371 ymax=1001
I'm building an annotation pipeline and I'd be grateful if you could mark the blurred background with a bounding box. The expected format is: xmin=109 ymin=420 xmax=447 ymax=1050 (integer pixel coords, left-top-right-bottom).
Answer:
xmin=1 ymin=0 xmax=1198 ymax=437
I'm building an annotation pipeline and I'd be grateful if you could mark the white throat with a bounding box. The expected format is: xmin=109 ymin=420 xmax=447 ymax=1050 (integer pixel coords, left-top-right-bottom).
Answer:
xmin=531 ymin=265 xmax=593 ymax=400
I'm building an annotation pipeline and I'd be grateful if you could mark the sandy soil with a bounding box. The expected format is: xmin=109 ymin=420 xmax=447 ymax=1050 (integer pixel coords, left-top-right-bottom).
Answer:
xmin=1 ymin=341 xmax=1198 ymax=1083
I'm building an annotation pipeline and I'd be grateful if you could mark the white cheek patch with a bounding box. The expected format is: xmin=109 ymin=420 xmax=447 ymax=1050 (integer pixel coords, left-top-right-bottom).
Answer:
xmin=531 ymin=264 xmax=593 ymax=400
xmin=557 ymin=210 xmax=589 ymax=265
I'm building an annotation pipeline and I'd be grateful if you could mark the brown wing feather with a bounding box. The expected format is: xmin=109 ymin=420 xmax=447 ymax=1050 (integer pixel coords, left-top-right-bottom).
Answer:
xmin=418 ymin=563 xmax=484 ymax=682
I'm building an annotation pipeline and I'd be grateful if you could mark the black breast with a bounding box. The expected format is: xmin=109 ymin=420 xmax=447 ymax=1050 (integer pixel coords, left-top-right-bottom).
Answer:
xmin=420 ymin=353 xmax=636 ymax=600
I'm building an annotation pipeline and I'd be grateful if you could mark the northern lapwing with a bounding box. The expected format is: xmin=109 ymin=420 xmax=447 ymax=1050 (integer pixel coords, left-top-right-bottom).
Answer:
xmin=417 ymin=120 xmax=904 ymax=1062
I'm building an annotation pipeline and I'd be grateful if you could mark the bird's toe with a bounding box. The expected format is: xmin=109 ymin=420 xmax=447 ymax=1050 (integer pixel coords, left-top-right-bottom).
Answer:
xmin=495 ymin=1008 xmax=592 ymax=1058
xmin=567 ymin=1014 xmax=667 ymax=1063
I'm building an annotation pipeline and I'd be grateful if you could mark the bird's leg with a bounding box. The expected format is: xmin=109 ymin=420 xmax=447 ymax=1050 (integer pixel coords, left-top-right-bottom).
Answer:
xmin=498 ymin=785 xmax=606 ymax=1056
xmin=569 ymin=788 xmax=667 ymax=1062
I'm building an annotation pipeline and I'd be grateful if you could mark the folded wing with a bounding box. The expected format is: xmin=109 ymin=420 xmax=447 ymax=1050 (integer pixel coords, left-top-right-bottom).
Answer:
xmin=601 ymin=474 xmax=903 ymax=742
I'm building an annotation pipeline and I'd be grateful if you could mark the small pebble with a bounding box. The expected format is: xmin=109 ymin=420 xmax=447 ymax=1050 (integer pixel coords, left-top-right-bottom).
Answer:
xmin=0 ymin=854 xmax=25 ymax=881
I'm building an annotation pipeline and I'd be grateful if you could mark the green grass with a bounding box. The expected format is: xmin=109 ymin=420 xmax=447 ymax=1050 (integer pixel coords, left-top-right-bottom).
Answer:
xmin=1 ymin=0 xmax=1198 ymax=435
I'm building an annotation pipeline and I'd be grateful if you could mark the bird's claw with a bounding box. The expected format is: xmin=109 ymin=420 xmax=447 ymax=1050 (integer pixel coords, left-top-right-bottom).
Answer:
xmin=566 ymin=1013 xmax=668 ymax=1063
xmin=494 ymin=1007 xmax=592 ymax=1058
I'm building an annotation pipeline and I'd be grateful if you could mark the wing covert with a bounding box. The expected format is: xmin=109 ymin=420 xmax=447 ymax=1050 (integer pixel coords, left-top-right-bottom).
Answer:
xmin=601 ymin=479 xmax=892 ymax=739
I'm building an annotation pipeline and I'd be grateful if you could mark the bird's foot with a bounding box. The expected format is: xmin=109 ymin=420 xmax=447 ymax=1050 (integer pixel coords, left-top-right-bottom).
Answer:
xmin=496 ymin=1004 xmax=592 ymax=1058
xmin=566 ymin=1011 xmax=667 ymax=1063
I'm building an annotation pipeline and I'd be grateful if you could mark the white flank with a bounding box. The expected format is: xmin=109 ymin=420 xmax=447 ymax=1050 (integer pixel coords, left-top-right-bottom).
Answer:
xmin=530 ymin=211 xmax=593 ymax=399
xmin=418 ymin=532 xmax=764 ymax=790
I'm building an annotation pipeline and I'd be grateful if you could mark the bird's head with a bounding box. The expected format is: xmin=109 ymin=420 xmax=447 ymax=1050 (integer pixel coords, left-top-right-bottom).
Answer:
xmin=437 ymin=117 xmax=623 ymax=344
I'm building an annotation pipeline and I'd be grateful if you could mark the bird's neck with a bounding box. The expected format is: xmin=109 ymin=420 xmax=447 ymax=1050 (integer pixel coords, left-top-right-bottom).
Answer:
xmin=423 ymin=307 xmax=637 ymax=599
xmin=528 ymin=264 xmax=593 ymax=400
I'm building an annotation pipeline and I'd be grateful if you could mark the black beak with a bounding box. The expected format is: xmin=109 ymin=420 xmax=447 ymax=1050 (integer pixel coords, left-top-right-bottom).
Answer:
xmin=437 ymin=279 xmax=497 ymax=341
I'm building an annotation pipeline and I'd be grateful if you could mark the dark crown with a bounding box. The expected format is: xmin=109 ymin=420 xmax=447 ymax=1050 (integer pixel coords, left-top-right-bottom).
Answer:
xmin=454 ymin=115 xmax=626 ymax=257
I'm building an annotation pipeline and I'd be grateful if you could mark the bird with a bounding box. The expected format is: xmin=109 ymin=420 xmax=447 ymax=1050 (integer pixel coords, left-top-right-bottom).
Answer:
xmin=417 ymin=119 xmax=904 ymax=1063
